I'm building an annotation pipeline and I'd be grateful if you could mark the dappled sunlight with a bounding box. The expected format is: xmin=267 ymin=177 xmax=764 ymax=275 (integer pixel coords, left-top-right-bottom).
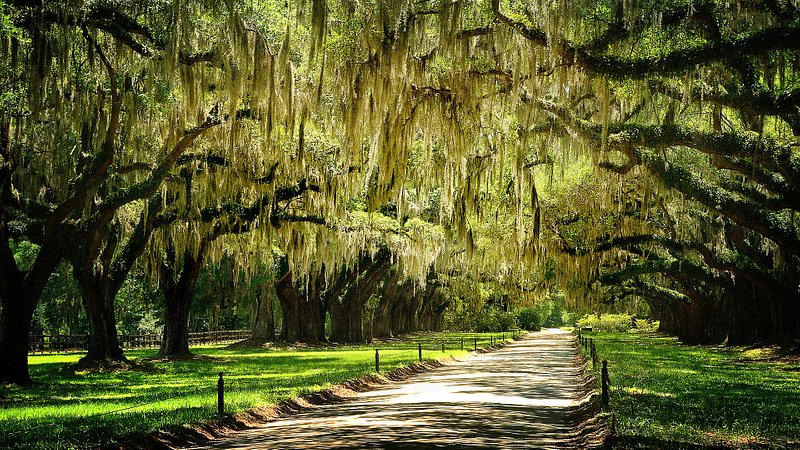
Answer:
xmin=621 ymin=387 xmax=675 ymax=398
xmin=189 ymin=330 xmax=599 ymax=450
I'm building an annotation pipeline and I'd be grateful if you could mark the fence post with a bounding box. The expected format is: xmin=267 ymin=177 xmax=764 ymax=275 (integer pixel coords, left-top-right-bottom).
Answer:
xmin=418 ymin=342 xmax=422 ymax=362
xmin=217 ymin=372 xmax=225 ymax=416
xmin=601 ymin=360 xmax=610 ymax=409
xmin=375 ymin=349 xmax=380 ymax=372
xmin=590 ymin=338 xmax=597 ymax=370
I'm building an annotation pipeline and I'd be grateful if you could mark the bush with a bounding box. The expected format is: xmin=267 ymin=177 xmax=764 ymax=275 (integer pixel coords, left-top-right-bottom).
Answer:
xmin=515 ymin=298 xmax=568 ymax=331
xmin=516 ymin=307 xmax=544 ymax=331
xmin=445 ymin=307 xmax=518 ymax=332
xmin=576 ymin=313 xmax=634 ymax=332
xmin=472 ymin=308 xmax=518 ymax=332
xmin=631 ymin=318 xmax=660 ymax=333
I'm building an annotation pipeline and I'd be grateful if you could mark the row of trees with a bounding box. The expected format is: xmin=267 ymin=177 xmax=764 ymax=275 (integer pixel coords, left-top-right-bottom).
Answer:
xmin=494 ymin=0 xmax=800 ymax=344
xmin=3 ymin=0 xmax=798 ymax=383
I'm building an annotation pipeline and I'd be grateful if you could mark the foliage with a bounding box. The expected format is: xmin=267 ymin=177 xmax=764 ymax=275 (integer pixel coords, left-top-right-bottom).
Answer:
xmin=444 ymin=305 xmax=517 ymax=332
xmin=515 ymin=307 xmax=544 ymax=331
xmin=582 ymin=332 xmax=800 ymax=448
xmin=515 ymin=289 xmax=571 ymax=330
xmin=577 ymin=313 xmax=635 ymax=332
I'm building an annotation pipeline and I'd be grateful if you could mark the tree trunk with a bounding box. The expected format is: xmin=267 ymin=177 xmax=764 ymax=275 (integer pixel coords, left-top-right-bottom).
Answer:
xmin=419 ymin=283 xmax=448 ymax=332
xmin=276 ymin=270 xmax=326 ymax=343
xmin=329 ymin=255 xmax=391 ymax=343
xmin=0 ymin=290 xmax=37 ymax=384
xmin=160 ymin=289 xmax=192 ymax=357
xmin=0 ymin=228 xmax=65 ymax=383
xmin=75 ymin=272 xmax=125 ymax=363
xmin=251 ymin=284 xmax=276 ymax=341
xmin=159 ymin=243 xmax=207 ymax=357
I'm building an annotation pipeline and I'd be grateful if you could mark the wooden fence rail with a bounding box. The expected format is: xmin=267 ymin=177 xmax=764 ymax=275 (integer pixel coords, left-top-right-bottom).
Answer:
xmin=28 ymin=330 xmax=252 ymax=354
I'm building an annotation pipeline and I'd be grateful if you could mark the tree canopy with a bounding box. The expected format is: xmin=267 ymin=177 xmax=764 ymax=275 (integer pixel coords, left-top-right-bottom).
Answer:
xmin=2 ymin=0 xmax=799 ymax=383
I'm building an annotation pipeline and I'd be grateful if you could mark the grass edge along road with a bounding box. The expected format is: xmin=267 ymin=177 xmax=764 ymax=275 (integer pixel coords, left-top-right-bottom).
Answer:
xmin=0 ymin=331 xmax=514 ymax=450
xmin=580 ymin=331 xmax=800 ymax=449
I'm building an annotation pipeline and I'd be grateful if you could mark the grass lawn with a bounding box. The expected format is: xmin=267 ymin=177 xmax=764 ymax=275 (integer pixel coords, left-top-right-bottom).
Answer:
xmin=581 ymin=331 xmax=800 ymax=449
xmin=0 ymin=332 xmax=513 ymax=450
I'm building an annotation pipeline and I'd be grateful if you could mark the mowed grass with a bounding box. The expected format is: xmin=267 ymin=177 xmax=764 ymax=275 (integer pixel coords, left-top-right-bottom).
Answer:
xmin=0 ymin=332 xmax=513 ymax=450
xmin=581 ymin=332 xmax=800 ymax=449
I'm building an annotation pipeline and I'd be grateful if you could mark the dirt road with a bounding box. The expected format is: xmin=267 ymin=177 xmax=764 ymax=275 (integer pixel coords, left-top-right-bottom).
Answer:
xmin=186 ymin=329 xmax=604 ymax=449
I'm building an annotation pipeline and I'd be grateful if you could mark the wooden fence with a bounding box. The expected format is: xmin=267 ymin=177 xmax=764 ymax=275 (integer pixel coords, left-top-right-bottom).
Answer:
xmin=28 ymin=330 xmax=252 ymax=354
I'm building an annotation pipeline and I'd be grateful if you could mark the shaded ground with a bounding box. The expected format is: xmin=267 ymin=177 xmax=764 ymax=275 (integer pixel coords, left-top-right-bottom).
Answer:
xmin=186 ymin=329 xmax=605 ymax=449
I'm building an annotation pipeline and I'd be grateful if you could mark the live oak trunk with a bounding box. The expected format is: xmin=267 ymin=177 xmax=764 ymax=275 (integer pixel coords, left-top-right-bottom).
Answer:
xmin=651 ymin=277 xmax=800 ymax=345
xmin=418 ymin=284 xmax=448 ymax=332
xmin=372 ymin=268 xmax=418 ymax=338
xmin=159 ymin=243 xmax=207 ymax=357
xmin=0 ymin=220 xmax=67 ymax=383
xmin=160 ymin=289 xmax=192 ymax=357
xmin=75 ymin=272 xmax=125 ymax=363
xmin=0 ymin=289 xmax=37 ymax=384
xmin=329 ymin=254 xmax=391 ymax=344
xmin=276 ymin=270 xmax=326 ymax=343
xmin=251 ymin=284 xmax=276 ymax=341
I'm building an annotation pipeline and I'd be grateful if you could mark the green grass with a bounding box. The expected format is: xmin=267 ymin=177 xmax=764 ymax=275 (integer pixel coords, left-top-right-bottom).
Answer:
xmin=0 ymin=332 xmax=513 ymax=450
xmin=581 ymin=331 xmax=800 ymax=449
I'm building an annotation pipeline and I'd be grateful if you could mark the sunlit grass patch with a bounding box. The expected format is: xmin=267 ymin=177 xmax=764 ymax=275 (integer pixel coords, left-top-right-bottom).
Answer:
xmin=581 ymin=332 xmax=800 ymax=448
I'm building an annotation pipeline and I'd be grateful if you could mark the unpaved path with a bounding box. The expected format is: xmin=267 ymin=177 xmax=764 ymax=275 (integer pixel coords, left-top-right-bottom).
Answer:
xmin=185 ymin=329 xmax=604 ymax=449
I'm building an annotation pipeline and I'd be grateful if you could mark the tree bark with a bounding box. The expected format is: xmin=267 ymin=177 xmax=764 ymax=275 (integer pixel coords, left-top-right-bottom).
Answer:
xmin=276 ymin=269 xmax=326 ymax=343
xmin=329 ymin=253 xmax=391 ymax=343
xmin=75 ymin=272 xmax=125 ymax=363
xmin=251 ymin=284 xmax=276 ymax=341
xmin=0 ymin=289 xmax=37 ymax=384
xmin=159 ymin=242 xmax=207 ymax=357
xmin=0 ymin=207 xmax=67 ymax=383
xmin=372 ymin=268 xmax=419 ymax=338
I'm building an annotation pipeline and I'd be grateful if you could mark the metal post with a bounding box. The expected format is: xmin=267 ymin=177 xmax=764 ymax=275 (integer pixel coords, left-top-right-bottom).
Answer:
xmin=502 ymin=332 xmax=505 ymax=341
xmin=217 ymin=372 xmax=225 ymax=416
xmin=601 ymin=360 xmax=610 ymax=409
xmin=441 ymin=341 xmax=445 ymax=353
xmin=375 ymin=349 xmax=380 ymax=372
xmin=418 ymin=342 xmax=422 ymax=361
xmin=460 ymin=337 xmax=464 ymax=351
xmin=474 ymin=337 xmax=477 ymax=350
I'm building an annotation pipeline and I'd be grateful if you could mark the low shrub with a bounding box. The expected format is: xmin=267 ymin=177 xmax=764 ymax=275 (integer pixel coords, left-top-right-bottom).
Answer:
xmin=444 ymin=307 xmax=517 ymax=332
xmin=576 ymin=314 xmax=659 ymax=332
xmin=516 ymin=307 xmax=544 ymax=331
xmin=577 ymin=313 xmax=634 ymax=332
xmin=631 ymin=318 xmax=660 ymax=333
xmin=515 ymin=298 xmax=569 ymax=331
